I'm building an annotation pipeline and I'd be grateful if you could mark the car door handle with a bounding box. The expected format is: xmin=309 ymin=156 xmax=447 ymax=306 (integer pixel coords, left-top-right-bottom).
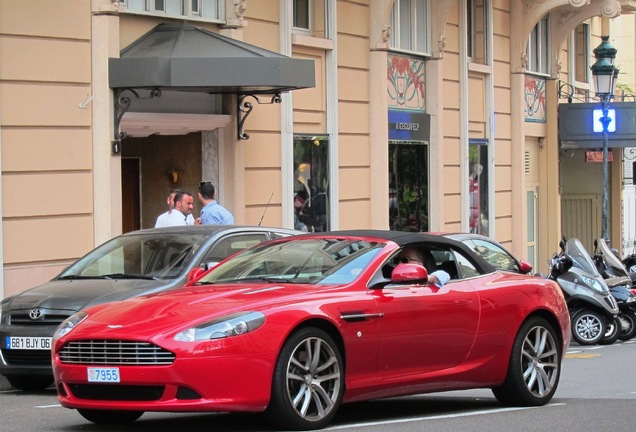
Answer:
xmin=340 ymin=312 xmax=384 ymax=322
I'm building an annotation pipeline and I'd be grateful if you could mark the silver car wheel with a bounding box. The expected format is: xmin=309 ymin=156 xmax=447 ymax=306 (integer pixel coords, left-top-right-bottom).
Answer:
xmin=521 ymin=325 xmax=559 ymax=397
xmin=285 ymin=336 xmax=342 ymax=422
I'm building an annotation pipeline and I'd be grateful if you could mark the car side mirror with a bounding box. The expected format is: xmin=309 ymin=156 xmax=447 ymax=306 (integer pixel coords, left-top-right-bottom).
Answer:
xmin=519 ymin=260 xmax=533 ymax=274
xmin=391 ymin=263 xmax=428 ymax=283
xmin=186 ymin=267 xmax=205 ymax=283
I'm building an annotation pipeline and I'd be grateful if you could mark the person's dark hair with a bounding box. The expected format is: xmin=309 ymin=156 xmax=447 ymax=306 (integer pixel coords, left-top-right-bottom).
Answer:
xmin=199 ymin=181 xmax=215 ymax=200
xmin=173 ymin=191 xmax=192 ymax=205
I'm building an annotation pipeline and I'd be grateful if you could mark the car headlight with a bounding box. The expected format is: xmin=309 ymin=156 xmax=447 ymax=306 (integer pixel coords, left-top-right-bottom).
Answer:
xmin=579 ymin=275 xmax=607 ymax=294
xmin=174 ymin=311 xmax=265 ymax=342
xmin=53 ymin=311 xmax=88 ymax=340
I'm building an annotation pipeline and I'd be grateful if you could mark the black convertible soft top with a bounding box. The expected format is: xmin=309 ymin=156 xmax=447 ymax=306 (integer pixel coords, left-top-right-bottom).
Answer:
xmin=302 ymin=229 xmax=513 ymax=275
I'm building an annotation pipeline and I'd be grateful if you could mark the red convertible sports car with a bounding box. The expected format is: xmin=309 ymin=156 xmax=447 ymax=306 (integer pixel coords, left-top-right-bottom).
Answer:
xmin=52 ymin=230 xmax=570 ymax=430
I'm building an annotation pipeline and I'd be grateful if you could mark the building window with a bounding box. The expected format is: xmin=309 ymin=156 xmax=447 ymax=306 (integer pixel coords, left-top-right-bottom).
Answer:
xmin=390 ymin=0 xmax=430 ymax=54
xmin=527 ymin=15 xmax=549 ymax=74
xmin=469 ymin=139 xmax=489 ymax=235
xmin=389 ymin=143 xmax=429 ymax=232
xmin=573 ymin=23 xmax=590 ymax=84
xmin=293 ymin=136 xmax=330 ymax=232
xmin=123 ymin=0 xmax=222 ymax=21
xmin=293 ymin=0 xmax=329 ymax=38
xmin=467 ymin=0 xmax=489 ymax=65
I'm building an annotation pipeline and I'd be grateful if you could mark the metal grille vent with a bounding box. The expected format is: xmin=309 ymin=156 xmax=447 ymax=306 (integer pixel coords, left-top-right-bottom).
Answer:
xmin=525 ymin=151 xmax=531 ymax=174
xmin=10 ymin=311 xmax=69 ymax=326
xmin=59 ymin=340 xmax=175 ymax=365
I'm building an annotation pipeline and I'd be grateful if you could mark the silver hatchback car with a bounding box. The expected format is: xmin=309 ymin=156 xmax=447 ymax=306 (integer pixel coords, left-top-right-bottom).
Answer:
xmin=0 ymin=225 xmax=301 ymax=391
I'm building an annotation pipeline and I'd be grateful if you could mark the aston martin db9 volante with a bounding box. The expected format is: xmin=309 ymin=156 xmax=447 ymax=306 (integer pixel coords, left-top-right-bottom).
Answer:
xmin=52 ymin=230 xmax=570 ymax=430
xmin=1 ymin=225 xmax=300 ymax=390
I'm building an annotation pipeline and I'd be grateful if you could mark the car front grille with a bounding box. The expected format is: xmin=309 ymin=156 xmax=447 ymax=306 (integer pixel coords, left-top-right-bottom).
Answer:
xmin=59 ymin=340 xmax=175 ymax=365
xmin=1 ymin=349 xmax=52 ymax=366
xmin=9 ymin=311 xmax=70 ymax=326
xmin=68 ymin=383 xmax=165 ymax=401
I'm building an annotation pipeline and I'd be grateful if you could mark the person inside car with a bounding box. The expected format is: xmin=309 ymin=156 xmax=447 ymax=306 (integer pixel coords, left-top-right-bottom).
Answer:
xmin=397 ymin=246 xmax=450 ymax=287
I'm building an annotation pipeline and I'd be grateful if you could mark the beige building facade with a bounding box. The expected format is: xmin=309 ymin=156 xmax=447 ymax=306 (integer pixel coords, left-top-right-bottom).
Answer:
xmin=1 ymin=0 xmax=636 ymax=299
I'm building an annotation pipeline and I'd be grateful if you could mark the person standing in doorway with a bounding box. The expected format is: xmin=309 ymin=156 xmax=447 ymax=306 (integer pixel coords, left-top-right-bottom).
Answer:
xmin=198 ymin=181 xmax=234 ymax=225
xmin=164 ymin=191 xmax=195 ymax=226
xmin=155 ymin=189 xmax=195 ymax=228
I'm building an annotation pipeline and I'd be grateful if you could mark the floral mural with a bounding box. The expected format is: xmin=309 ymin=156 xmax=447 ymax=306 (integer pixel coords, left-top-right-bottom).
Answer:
xmin=387 ymin=55 xmax=426 ymax=110
xmin=524 ymin=75 xmax=546 ymax=122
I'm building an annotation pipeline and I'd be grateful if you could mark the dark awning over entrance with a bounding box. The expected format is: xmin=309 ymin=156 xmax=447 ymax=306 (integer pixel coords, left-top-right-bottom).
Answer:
xmin=108 ymin=23 xmax=315 ymax=146
xmin=109 ymin=22 xmax=315 ymax=93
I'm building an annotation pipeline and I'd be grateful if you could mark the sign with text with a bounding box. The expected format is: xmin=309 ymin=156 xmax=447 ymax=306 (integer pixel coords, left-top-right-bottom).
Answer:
xmin=388 ymin=109 xmax=430 ymax=143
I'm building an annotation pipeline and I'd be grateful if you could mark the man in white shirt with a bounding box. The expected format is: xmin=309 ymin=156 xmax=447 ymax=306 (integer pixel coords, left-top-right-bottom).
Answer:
xmin=155 ymin=189 xmax=195 ymax=227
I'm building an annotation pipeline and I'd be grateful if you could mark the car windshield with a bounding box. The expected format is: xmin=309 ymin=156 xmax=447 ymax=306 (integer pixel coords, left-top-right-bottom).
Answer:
xmin=197 ymin=238 xmax=385 ymax=285
xmin=565 ymin=238 xmax=600 ymax=276
xmin=58 ymin=233 xmax=210 ymax=280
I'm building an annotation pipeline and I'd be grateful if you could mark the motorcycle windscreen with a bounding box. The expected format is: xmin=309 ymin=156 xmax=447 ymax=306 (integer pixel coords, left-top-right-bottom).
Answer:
xmin=597 ymin=238 xmax=631 ymax=279
xmin=565 ymin=238 xmax=602 ymax=277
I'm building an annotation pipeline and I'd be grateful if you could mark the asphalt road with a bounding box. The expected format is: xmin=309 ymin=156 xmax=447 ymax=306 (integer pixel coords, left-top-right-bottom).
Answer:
xmin=1 ymin=340 xmax=634 ymax=432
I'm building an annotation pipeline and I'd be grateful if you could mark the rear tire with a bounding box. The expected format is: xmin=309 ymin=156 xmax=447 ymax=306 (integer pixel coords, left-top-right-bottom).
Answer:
xmin=571 ymin=309 xmax=605 ymax=345
xmin=492 ymin=317 xmax=561 ymax=406
xmin=6 ymin=375 xmax=53 ymax=392
xmin=618 ymin=312 xmax=636 ymax=341
xmin=599 ymin=317 xmax=620 ymax=345
xmin=77 ymin=409 xmax=143 ymax=424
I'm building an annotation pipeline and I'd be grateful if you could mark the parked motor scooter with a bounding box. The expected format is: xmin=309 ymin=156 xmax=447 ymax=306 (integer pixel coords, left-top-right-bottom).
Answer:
xmin=620 ymin=249 xmax=636 ymax=287
xmin=592 ymin=238 xmax=636 ymax=341
xmin=548 ymin=236 xmax=619 ymax=345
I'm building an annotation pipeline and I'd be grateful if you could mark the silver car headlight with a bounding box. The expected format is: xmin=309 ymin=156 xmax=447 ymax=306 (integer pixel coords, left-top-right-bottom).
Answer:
xmin=579 ymin=275 xmax=607 ymax=294
xmin=174 ymin=311 xmax=265 ymax=342
xmin=53 ymin=311 xmax=88 ymax=340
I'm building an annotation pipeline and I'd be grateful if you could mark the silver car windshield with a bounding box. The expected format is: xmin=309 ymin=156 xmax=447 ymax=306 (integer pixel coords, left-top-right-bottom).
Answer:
xmin=58 ymin=233 xmax=209 ymax=280
xmin=198 ymin=238 xmax=385 ymax=285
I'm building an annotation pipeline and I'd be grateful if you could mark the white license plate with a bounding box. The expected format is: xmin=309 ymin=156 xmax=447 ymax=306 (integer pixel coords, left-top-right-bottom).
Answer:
xmin=87 ymin=367 xmax=120 ymax=383
xmin=5 ymin=336 xmax=52 ymax=350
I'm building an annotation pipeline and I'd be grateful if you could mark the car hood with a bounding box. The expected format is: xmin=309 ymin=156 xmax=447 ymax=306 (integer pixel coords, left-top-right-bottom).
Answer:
xmin=3 ymin=278 xmax=175 ymax=313
xmin=71 ymin=283 xmax=336 ymax=338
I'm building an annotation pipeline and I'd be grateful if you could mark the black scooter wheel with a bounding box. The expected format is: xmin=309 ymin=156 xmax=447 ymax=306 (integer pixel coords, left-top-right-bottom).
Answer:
xmin=599 ymin=317 xmax=620 ymax=345
xmin=618 ymin=312 xmax=636 ymax=340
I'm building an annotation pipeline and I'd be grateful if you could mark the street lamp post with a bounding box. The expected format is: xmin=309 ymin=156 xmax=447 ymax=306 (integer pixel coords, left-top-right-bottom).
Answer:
xmin=590 ymin=36 xmax=618 ymax=242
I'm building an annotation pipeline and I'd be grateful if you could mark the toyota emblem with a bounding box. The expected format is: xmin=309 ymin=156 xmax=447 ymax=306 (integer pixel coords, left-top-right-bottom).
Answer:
xmin=29 ymin=308 xmax=43 ymax=320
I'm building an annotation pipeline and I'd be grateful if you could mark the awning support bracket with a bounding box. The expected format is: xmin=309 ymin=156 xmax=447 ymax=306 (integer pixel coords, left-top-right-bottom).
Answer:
xmin=238 ymin=93 xmax=282 ymax=140
xmin=113 ymin=88 xmax=162 ymax=155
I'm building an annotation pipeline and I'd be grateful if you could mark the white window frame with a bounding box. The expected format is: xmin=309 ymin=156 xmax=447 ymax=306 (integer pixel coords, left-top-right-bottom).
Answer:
xmin=527 ymin=15 xmax=550 ymax=75
xmin=293 ymin=0 xmax=312 ymax=35
xmin=390 ymin=0 xmax=431 ymax=55
xmin=467 ymin=0 xmax=490 ymax=65
xmin=570 ymin=22 xmax=591 ymax=87
xmin=122 ymin=0 xmax=223 ymax=22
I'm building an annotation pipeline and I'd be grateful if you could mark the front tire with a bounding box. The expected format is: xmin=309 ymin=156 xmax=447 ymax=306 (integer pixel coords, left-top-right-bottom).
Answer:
xmin=492 ymin=317 xmax=561 ymax=406
xmin=266 ymin=328 xmax=344 ymax=431
xmin=77 ymin=409 xmax=143 ymax=424
xmin=571 ymin=309 xmax=606 ymax=345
